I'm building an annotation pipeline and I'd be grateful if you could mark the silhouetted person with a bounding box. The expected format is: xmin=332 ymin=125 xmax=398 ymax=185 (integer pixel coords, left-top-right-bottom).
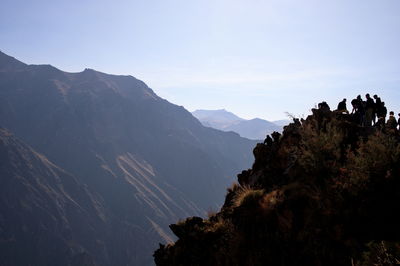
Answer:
xmin=271 ymin=132 xmax=281 ymax=142
xmin=337 ymin=98 xmax=348 ymax=114
xmin=351 ymin=98 xmax=358 ymax=114
xmin=351 ymin=97 xmax=358 ymax=123
xmin=373 ymin=94 xmax=382 ymax=124
xmin=351 ymin=95 xmax=365 ymax=125
xmin=386 ymin=111 xmax=398 ymax=132
xmin=381 ymin=102 xmax=388 ymax=122
xmin=318 ymin=101 xmax=330 ymax=111
xmin=373 ymin=94 xmax=382 ymax=104
xmin=350 ymin=95 xmax=362 ymax=111
xmin=375 ymin=117 xmax=385 ymax=131
xmin=359 ymin=95 xmax=367 ymax=125
xmin=398 ymin=113 xmax=400 ymax=130
xmin=264 ymin=135 xmax=273 ymax=146
xmin=365 ymin=93 xmax=375 ymax=126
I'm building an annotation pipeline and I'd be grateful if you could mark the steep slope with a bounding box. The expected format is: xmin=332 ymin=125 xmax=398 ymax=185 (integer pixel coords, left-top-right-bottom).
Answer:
xmin=192 ymin=109 xmax=282 ymax=140
xmin=155 ymin=104 xmax=400 ymax=265
xmin=0 ymin=51 xmax=256 ymax=265
xmin=0 ymin=128 xmax=105 ymax=266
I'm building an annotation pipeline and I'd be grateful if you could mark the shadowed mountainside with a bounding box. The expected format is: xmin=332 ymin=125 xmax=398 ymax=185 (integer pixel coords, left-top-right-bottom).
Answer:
xmin=155 ymin=105 xmax=400 ymax=266
xmin=192 ymin=109 xmax=283 ymax=140
xmin=0 ymin=128 xmax=103 ymax=266
xmin=0 ymin=51 xmax=256 ymax=265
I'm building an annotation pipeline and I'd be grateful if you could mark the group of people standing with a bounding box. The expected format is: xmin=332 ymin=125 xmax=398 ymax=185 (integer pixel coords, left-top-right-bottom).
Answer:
xmin=336 ymin=94 xmax=399 ymax=132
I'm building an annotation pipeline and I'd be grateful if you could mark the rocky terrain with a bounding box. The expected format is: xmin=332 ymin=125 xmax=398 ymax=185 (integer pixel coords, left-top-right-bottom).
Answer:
xmin=155 ymin=104 xmax=400 ymax=265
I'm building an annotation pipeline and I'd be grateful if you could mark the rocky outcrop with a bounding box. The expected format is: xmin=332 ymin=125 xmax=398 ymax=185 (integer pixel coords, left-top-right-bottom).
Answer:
xmin=155 ymin=105 xmax=400 ymax=265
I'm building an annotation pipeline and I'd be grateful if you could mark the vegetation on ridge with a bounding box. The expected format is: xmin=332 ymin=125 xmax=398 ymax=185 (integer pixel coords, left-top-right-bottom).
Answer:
xmin=154 ymin=103 xmax=400 ymax=266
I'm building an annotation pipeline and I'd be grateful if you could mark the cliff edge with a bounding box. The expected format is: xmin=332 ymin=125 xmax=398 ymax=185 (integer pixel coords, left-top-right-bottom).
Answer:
xmin=154 ymin=104 xmax=400 ymax=266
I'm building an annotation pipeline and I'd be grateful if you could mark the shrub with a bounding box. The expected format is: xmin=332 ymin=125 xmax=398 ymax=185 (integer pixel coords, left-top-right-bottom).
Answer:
xmin=342 ymin=132 xmax=400 ymax=194
xmin=298 ymin=118 xmax=345 ymax=178
xmin=233 ymin=186 xmax=265 ymax=208
xmin=355 ymin=241 xmax=400 ymax=266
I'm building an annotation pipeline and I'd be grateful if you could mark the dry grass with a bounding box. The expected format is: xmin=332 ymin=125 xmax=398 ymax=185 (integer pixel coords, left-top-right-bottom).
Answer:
xmin=232 ymin=186 xmax=265 ymax=208
xmin=259 ymin=189 xmax=284 ymax=212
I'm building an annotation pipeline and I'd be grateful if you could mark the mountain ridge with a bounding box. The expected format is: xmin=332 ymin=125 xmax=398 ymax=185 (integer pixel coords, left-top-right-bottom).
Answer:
xmin=192 ymin=109 xmax=287 ymax=140
xmin=0 ymin=51 xmax=257 ymax=265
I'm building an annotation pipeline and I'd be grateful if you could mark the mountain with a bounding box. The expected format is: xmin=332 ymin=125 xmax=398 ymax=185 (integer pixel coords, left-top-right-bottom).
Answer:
xmin=0 ymin=51 xmax=257 ymax=265
xmin=155 ymin=105 xmax=400 ymax=265
xmin=0 ymin=128 xmax=103 ymax=266
xmin=224 ymin=118 xmax=281 ymax=141
xmin=192 ymin=109 xmax=283 ymax=140
xmin=191 ymin=109 xmax=244 ymax=129
xmin=272 ymin=119 xmax=291 ymax=127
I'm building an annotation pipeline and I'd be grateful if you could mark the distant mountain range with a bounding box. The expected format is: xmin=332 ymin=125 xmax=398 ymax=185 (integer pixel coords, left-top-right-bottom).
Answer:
xmin=0 ymin=51 xmax=256 ymax=265
xmin=192 ymin=109 xmax=290 ymax=140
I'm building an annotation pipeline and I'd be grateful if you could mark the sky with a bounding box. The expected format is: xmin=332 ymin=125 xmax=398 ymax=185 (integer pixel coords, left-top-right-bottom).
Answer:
xmin=1 ymin=0 xmax=399 ymax=120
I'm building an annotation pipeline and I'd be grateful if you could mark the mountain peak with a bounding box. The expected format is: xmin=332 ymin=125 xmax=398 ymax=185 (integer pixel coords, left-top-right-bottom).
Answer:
xmin=192 ymin=109 xmax=282 ymax=140
xmin=192 ymin=109 xmax=243 ymax=121
xmin=0 ymin=50 xmax=27 ymax=70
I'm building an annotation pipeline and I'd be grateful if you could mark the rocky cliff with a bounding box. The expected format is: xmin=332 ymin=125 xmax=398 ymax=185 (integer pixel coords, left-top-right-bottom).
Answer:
xmin=155 ymin=105 xmax=400 ymax=265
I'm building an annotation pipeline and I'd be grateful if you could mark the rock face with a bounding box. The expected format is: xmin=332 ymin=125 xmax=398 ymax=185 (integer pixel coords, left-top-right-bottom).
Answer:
xmin=192 ymin=109 xmax=283 ymax=140
xmin=0 ymin=51 xmax=256 ymax=265
xmin=155 ymin=106 xmax=400 ymax=266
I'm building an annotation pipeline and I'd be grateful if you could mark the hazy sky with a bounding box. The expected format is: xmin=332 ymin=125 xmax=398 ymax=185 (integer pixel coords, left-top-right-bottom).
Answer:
xmin=1 ymin=0 xmax=399 ymax=120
